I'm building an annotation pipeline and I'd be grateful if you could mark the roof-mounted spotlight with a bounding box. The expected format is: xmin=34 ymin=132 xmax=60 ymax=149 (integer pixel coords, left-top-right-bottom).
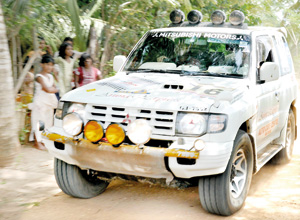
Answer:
xmin=211 ymin=10 xmax=226 ymax=25
xmin=187 ymin=10 xmax=203 ymax=24
xmin=229 ymin=10 xmax=245 ymax=26
xmin=170 ymin=9 xmax=185 ymax=24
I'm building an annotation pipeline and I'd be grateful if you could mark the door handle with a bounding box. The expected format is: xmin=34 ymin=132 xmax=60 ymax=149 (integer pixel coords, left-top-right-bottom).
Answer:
xmin=275 ymin=92 xmax=280 ymax=101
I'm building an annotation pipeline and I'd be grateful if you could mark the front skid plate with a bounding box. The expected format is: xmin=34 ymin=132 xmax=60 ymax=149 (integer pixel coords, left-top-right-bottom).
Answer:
xmin=42 ymin=130 xmax=199 ymax=183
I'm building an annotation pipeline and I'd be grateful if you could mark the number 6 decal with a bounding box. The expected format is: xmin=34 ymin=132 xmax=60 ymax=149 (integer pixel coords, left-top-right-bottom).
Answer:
xmin=204 ymin=89 xmax=223 ymax=95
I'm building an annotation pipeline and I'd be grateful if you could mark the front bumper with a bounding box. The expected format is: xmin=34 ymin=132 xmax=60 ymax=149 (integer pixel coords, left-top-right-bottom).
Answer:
xmin=42 ymin=128 xmax=199 ymax=183
xmin=42 ymin=127 xmax=233 ymax=182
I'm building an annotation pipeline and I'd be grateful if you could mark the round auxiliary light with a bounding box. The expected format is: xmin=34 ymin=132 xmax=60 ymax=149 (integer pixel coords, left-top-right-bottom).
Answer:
xmin=84 ymin=120 xmax=104 ymax=143
xmin=193 ymin=139 xmax=206 ymax=151
xmin=187 ymin=10 xmax=203 ymax=24
xmin=62 ymin=113 xmax=84 ymax=136
xmin=127 ymin=119 xmax=152 ymax=145
xmin=211 ymin=10 xmax=226 ymax=25
xmin=106 ymin=123 xmax=125 ymax=146
xmin=229 ymin=10 xmax=245 ymax=26
xmin=170 ymin=9 xmax=185 ymax=24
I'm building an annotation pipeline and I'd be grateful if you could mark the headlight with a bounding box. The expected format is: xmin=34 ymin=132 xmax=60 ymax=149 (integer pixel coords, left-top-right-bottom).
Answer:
xmin=127 ymin=119 xmax=152 ymax=145
xmin=84 ymin=120 xmax=104 ymax=143
xmin=176 ymin=113 xmax=208 ymax=136
xmin=176 ymin=112 xmax=227 ymax=136
xmin=67 ymin=103 xmax=86 ymax=118
xmin=105 ymin=123 xmax=125 ymax=146
xmin=62 ymin=113 xmax=84 ymax=136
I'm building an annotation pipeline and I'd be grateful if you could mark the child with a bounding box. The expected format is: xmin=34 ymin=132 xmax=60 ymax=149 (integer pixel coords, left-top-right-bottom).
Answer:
xmin=55 ymin=42 xmax=77 ymax=97
xmin=74 ymin=53 xmax=102 ymax=88
xmin=29 ymin=55 xmax=58 ymax=150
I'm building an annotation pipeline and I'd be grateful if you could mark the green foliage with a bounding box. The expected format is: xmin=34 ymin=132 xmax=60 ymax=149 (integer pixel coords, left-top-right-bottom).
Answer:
xmin=257 ymin=0 xmax=300 ymax=73
xmin=103 ymin=60 xmax=116 ymax=78
xmin=2 ymin=0 xmax=74 ymax=55
xmin=19 ymin=128 xmax=30 ymax=145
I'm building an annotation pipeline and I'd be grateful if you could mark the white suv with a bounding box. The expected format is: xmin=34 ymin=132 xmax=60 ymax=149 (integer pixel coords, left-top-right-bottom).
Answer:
xmin=43 ymin=10 xmax=297 ymax=216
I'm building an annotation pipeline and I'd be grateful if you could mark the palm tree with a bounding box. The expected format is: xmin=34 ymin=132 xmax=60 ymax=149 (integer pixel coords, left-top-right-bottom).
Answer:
xmin=0 ymin=3 xmax=20 ymax=167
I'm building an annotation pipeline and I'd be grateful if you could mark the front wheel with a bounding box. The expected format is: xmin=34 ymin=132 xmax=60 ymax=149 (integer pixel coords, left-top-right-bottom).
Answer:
xmin=198 ymin=130 xmax=254 ymax=216
xmin=54 ymin=158 xmax=109 ymax=199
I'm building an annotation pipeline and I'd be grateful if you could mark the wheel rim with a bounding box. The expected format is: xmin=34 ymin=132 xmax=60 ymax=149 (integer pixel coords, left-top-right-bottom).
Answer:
xmin=230 ymin=148 xmax=247 ymax=199
xmin=285 ymin=116 xmax=292 ymax=157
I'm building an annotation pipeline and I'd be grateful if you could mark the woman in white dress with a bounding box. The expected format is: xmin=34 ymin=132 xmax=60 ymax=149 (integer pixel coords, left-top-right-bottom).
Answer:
xmin=55 ymin=42 xmax=77 ymax=98
xmin=30 ymin=55 xmax=58 ymax=150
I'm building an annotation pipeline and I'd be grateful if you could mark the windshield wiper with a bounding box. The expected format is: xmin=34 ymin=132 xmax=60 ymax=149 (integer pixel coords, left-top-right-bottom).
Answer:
xmin=127 ymin=69 xmax=182 ymax=74
xmin=182 ymin=72 xmax=243 ymax=78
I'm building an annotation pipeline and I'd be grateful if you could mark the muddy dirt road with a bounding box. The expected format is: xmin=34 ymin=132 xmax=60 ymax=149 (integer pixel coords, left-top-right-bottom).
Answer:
xmin=1 ymin=144 xmax=299 ymax=220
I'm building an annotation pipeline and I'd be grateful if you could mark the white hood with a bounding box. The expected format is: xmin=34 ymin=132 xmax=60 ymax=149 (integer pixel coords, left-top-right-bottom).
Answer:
xmin=62 ymin=73 xmax=247 ymax=112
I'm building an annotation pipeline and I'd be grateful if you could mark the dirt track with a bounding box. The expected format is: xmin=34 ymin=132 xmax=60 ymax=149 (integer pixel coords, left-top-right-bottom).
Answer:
xmin=0 ymin=142 xmax=299 ymax=220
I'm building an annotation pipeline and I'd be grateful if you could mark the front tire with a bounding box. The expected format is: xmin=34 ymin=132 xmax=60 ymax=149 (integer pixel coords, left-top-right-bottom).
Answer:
xmin=198 ymin=130 xmax=253 ymax=216
xmin=54 ymin=158 xmax=109 ymax=199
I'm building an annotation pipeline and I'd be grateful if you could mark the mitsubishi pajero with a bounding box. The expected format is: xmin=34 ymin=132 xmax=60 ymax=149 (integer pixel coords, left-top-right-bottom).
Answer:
xmin=42 ymin=10 xmax=298 ymax=216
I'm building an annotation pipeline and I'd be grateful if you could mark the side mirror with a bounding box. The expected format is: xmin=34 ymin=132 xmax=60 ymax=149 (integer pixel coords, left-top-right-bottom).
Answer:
xmin=113 ymin=55 xmax=126 ymax=72
xmin=259 ymin=62 xmax=279 ymax=83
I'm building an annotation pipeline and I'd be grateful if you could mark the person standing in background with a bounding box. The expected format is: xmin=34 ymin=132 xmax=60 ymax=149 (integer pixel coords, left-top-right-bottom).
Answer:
xmin=25 ymin=37 xmax=53 ymax=75
xmin=27 ymin=36 xmax=53 ymax=58
xmin=54 ymin=37 xmax=82 ymax=60
xmin=29 ymin=55 xmax=58 ymax=150
xmin=20 ymin=66 xmax=34 ymax=104
xmin=55 ymin=42 xmax=77 ymax=97
xmin=74 ymin=53 xmax=102 ymax=88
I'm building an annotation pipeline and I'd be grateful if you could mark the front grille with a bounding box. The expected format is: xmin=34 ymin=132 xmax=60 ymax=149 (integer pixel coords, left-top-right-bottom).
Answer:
xmin=86 ymin=105 xmax=176 ymax=136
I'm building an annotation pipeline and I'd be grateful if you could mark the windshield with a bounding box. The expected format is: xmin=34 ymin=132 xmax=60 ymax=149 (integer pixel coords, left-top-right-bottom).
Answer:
xmin=124 ymin=31 xmax=251 ymax=78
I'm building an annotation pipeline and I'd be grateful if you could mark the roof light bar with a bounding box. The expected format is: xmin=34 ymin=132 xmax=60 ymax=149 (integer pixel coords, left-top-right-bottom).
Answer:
xmin=211 ymin=10 xmax=226 ymax=25
xmin=229 ymin=10 xmax=245 ymax=26
xmin=187 ymin=10 xmax=203 ymax=24
xmin=170 ymin=9 xmax=185 ymax=24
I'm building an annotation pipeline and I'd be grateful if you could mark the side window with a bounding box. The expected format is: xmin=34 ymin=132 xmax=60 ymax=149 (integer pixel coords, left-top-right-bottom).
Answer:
xmin=274 ymin=35 xmax=293 ymax=75
xmin=256 ymin=36 xmax=274 ymax=67
xmin=256 ymin=36 xmax=274 ymax=81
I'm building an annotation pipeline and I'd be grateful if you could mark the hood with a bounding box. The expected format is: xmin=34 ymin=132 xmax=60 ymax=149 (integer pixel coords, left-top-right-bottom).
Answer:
xmin=62 ymin=73 xmax=247 ymax=112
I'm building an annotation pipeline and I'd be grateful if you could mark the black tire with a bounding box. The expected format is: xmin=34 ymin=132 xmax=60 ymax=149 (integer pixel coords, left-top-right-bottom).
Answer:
xmin=198 ymin=130 xmax=253 ymax=216
xmin=272 ymin=109 xmax=295 ymax=164
xmin=54 ymin=158 xmax=109 ymax=199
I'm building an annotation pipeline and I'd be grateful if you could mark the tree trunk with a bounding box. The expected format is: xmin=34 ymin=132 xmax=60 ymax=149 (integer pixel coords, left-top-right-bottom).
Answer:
xmin=0 ymin=3 xmax=20 ymax=167
xmin=17 ymin=36 xmax=23 ymax=79
xmin=100 ymin=26 xmax=112 ymax=75
xmin=14 ymin=53 xmax=37 ymax=95
xmin=11 ymin=35 xmax=17 ymax=85
xmin=88 ymin=22 xmax=98 ymax=62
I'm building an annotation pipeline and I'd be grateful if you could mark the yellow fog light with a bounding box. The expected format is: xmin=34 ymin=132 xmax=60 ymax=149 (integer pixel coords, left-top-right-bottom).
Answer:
xmin=84 ymin=121 xmax=104 ymax=143
xmin=106 ymin=123 xmax=125 ymax=146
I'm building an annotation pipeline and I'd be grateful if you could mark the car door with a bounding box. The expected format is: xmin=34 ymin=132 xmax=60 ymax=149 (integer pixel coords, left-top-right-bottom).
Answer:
xmin=255 ymin=35 xmax=281 ymax=151
xmin=271 ymin=34 xmax=297 ymax=134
